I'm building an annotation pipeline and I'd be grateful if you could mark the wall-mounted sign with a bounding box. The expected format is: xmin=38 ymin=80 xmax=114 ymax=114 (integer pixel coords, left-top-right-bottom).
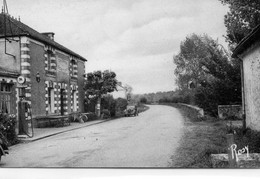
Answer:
xmin=57 ymin=58 xmax=69 ymax=74
xmin=17 ymin=76 xmax=26 ymax=85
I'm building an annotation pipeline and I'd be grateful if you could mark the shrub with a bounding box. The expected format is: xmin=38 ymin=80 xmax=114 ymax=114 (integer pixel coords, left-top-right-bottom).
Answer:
xmin=140 ymin=97 xmax=147 ymax=104
xmin=102 ymin=109 xmax=111 ymax=119
xmin=233 ymin=128 xmax=260 ymax=153
xmin=116 ymin=98 xmax=128 ymax=112
xmin=68 ymin=112 xmax=80 ymax=122
xmin=0 ymin=113 xmax=17 ymax=145
xmin=85 ymin=113 xmax=98 ymax=121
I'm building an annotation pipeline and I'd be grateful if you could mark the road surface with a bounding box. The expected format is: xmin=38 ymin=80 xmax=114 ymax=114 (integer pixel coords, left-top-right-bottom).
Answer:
xmin=1 ymin=105 xmax=184 ymax=167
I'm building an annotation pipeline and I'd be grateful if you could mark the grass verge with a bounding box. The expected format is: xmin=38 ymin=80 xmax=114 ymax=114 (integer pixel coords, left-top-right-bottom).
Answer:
xmin=162 ymin=103 xmax=227 ymax=168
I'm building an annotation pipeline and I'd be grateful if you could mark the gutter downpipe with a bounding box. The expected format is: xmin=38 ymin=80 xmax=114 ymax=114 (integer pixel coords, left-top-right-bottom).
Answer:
xmin=238 ymin=55 xmax=246 ymax=131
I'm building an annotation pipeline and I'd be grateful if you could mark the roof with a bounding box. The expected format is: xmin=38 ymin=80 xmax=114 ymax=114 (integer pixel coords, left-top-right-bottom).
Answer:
xmin=0 ymin=13 xmax=87 ymax=61
xmin=232 ymin=24 xmax=260 ymax=58
xmin=0 ymin=67 xmax=19 ymax=78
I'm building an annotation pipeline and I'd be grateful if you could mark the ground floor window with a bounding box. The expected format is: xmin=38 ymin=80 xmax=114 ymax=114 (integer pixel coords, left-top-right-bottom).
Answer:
xmin=0 ymin=83 xmax=12 ymax=114
xmin=72 ymin=90 xmax=77 ymax=112
xmin=48 ymin=87 xmax=55 ymax=113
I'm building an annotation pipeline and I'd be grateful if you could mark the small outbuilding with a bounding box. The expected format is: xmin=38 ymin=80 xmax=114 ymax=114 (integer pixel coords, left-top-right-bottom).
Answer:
xmin=232 ymin=24 xmax=260 ymax=131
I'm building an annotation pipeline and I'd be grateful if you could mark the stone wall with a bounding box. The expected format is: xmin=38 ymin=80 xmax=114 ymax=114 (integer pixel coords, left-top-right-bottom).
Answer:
xmin=218 ymin=105 xmax=242 ymax=120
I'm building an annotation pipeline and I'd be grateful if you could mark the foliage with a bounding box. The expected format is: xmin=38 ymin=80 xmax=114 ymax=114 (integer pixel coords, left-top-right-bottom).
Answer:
xmin=173 ymin=34 xmax=241 ymax=116
xmin=164 ymin=103 xmax=227 ymax=168
xmin=219 ymin=0 xmax=260 ymax=49
xmin=101 ymin=109 xmax=111 ymax=119
xmin=115 ymin=97 xmax=128 ymax=112
xmin=133 ymin=91 xmax=179 ymax=104
xmin=85 ymin=113 xmax=98 ymax=121
xmin=0 ymin=113 xmax=17 ymax=145
xmin=174 ymin=34 xmax=233 ymax=90
xmin=234 ymin=128 xmax=260 ymax=153
xmin=139 ymin=97 xmax=147 ymax=104
xmin=84 ymin=70 xmax=117 ymax=99
xmin=101 ymin=94 xmax=116 ymax=117
xmin=84 ymin=98 xmax=96 ymax=113
xmin=84 ymin=70 xmax=117 ymax=117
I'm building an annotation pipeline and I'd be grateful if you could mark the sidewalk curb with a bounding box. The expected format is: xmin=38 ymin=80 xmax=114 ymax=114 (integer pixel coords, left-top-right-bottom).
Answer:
xmin=18 ymin=118 xmax=117 ymax=143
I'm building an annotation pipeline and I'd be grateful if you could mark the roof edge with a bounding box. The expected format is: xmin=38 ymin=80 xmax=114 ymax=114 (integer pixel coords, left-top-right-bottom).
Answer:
xmin=232 ymin=24 xmax=260 ymax=58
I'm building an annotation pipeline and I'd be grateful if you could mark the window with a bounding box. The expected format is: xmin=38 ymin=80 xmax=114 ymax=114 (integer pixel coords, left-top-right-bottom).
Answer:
xmin=46 ymin=50 xmax=56 ymax=76
xmin=72 ymin=90 xmax=77 ymax=112
xmin=71 ymin=60 xmax=77 ymax=79
xmin=0 ymin=83 xmax=11 ymax=92
xmin=47 ymin=50 xmax=52 ymax=71
xmin=48 ymin=88 xmax=55 ymax=114
xmin=0 ymin=83 xmax=12 ymax=113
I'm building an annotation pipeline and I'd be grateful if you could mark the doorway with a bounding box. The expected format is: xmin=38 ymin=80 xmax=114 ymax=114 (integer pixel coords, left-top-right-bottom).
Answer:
xmin=60 ymin=89 xmax=65 ymax=115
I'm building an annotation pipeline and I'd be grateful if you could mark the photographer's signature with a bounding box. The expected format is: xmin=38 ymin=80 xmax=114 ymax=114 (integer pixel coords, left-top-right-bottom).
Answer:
xmin=229 ymin=144 xmax=249 ymax=162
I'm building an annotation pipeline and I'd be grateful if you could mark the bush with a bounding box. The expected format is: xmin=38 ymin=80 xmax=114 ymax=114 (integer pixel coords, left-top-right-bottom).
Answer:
xmin=140 ymin=97 xmax=147 ymax=104
xmin=0 ymin=113 xmax=17 ymax=145
xmin=68 ymin=112 xmax=80 ymax=122
xmin=102 ymin=109 xmax=111 ymax=119
xmin=85 ymin=113 xmax=98 ymax=121
xmin=116 ymin=98 xmax=128 ymax=112
xmin=233 ymin=128 xmax=260 ymax=153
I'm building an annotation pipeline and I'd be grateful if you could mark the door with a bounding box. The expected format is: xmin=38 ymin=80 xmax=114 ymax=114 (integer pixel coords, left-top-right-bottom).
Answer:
xmin=60 ymin=89 xmax=64 ymax=115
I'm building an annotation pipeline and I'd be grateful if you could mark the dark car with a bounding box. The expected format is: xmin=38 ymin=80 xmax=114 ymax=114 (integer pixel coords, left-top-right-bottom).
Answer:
xmin=124 ymin=105 xmax=139 ymax=117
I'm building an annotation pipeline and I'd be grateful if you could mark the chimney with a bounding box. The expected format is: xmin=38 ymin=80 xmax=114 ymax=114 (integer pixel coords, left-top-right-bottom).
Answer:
xmin=42 ymin=32 xmax=55 ymax=40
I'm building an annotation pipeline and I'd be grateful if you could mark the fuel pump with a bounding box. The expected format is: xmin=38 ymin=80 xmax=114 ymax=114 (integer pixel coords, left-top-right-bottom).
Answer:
xmin=17 ymin=76 xmax=33 ymax=137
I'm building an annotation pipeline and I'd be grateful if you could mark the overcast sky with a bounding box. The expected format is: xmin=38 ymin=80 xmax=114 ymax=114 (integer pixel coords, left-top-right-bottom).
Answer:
xmin=6 ymin=0 xmax=229 ymax=95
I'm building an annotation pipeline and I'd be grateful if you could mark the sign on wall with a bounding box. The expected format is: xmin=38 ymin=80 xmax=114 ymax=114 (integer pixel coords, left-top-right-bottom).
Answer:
xmin=57 ymin=57 xmax=69 ymax=82
xmin=57 ymin=58 xmax=69 ymax=74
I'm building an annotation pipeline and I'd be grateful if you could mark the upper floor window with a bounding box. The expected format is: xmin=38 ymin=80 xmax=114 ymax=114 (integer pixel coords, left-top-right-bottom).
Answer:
xmin=47 ymin=50 xmax=52 ymax=71
xmin=46 ymin=49 xmax=56 ymax=76
xmin=71 ymin=59 xmax=78 ymax=79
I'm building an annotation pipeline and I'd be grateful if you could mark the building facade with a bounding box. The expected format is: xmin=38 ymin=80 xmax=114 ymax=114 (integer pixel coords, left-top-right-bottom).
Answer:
xmin=0 ymin=13 xmax=87 ymax=130
xmin=232 ymin=24 xmax=260 ymax=131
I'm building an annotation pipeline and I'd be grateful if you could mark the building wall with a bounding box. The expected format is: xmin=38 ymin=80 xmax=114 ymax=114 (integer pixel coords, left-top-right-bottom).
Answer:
xmin=0 ymin=38 xmax=20 ymax=72
xmin=24 ymin=37 xmax=85 ymax=117
xmin=242 ymin=44 xmax=260 ymax=131
xmin=29 ymin=40 xmax=46 ymax=117
xmin=1 ymin=35 xmax=86 ymax=127
xmin=77 ymin=60 xmax=85 ymax=112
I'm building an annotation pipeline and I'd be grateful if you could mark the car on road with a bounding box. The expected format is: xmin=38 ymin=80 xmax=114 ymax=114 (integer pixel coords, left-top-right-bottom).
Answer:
xmin=124 ymin=105 xmax=139 ymax=117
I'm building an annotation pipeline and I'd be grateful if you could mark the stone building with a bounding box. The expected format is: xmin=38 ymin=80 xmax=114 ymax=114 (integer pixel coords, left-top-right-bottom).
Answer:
xmin=0 ymin=13 xmax=87 ymax=130
xmin=232 ymin=24 xmax=260 ymax=131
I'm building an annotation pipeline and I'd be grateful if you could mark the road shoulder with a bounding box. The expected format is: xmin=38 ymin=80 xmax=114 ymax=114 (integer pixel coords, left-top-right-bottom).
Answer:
xmin=162 ymin=103 xmax=227 ymax=168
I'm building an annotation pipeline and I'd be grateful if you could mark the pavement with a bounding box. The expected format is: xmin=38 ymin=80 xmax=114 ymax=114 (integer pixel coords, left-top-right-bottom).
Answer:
xmin=17 ymin=119 xmax=110 ymax=143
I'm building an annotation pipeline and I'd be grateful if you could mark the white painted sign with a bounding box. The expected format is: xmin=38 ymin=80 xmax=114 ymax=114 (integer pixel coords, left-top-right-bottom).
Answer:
xmin=57 ymin=58 xmax=69 ymax=74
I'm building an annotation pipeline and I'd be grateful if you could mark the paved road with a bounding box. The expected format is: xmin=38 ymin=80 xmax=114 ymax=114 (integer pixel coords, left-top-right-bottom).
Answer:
xmin=1 ymin=105 xmax=184 ymax=167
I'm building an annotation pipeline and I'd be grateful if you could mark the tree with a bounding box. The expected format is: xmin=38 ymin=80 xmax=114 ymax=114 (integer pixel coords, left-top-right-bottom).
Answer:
xmin=140 ymin=97 xmax=147 ymax=104
xmin=84 ymin=70 xmax=117 ymax=117
xmin=219 ymin=0 xmax=260 ymax=49
xmin=174 ymin=34 xmax=234 ymax=90
xmin=173 ymin=34 xmax=241 ymax=115
xmin=116 ymin=97 xmax=128 ymax=112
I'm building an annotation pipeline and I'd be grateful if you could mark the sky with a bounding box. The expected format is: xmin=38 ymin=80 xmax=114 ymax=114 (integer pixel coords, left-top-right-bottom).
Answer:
xmin=5 ymin=0 xmax=229 ymax=96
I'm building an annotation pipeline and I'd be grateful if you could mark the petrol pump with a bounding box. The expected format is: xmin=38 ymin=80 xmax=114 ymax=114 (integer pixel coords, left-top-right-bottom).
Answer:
xmin=17 ymin=76 xmax=31 ymax=135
